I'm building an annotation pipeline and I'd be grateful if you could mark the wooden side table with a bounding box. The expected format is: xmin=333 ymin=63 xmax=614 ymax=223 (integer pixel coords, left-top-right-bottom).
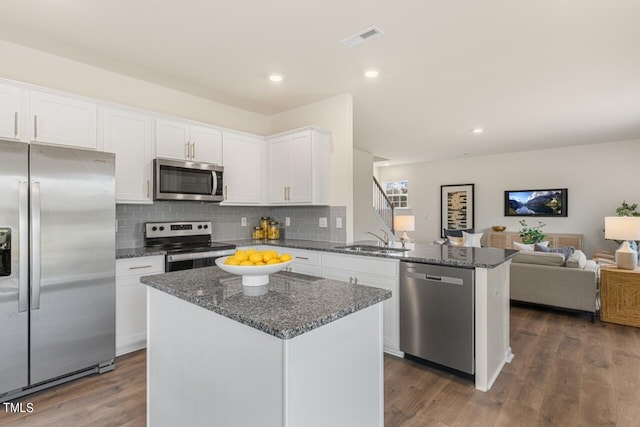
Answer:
xmin=600 ymin=266 xmax=640 ymax=327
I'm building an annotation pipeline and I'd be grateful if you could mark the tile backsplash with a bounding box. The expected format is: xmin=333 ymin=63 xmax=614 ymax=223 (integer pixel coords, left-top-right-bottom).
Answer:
xmin=116 ymin=202 xmax=347 ymax=249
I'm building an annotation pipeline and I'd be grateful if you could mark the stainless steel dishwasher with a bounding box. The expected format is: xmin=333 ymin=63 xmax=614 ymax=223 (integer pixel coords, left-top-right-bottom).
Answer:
xmin=399 ymin=261 xmax=475 ymax=375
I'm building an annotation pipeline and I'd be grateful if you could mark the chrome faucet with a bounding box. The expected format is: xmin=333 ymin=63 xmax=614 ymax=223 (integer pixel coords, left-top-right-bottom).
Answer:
xmin=365 ymin=229 xmax=390 ymax=247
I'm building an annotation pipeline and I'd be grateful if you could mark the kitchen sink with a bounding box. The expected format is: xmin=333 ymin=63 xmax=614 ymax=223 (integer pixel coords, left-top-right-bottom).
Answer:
xmin=336 ymin=245 xmax=410 ymax=254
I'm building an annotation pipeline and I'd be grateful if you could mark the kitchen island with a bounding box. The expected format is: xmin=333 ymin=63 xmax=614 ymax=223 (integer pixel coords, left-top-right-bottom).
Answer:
xmin=141 ymin=267 xmax=390 ymax=427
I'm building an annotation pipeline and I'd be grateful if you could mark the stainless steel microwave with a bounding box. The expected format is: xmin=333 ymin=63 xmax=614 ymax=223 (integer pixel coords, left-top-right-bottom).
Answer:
xmin=154 ymin=158 xmax=224 ymax=202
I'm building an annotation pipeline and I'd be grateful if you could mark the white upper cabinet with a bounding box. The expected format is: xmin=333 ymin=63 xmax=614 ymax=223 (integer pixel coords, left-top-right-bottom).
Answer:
xmin=0 ymin=82 xmax=22 ymax=140
xmin=267 ymin=128 xmax=330 ymax=205
xmin=29 ymin=90 xmax=98 ymax=149
xmin=100 ymin=106 xmax=153 ymax=204
xmin=221 ymin=131 xmax=264 ymax=204
xmin=155 ymin=118 xmax=222 ymax=164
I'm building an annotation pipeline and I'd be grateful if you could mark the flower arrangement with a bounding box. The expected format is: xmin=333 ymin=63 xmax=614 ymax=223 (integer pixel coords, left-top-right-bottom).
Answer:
xmin=518 ymin=220 xmax=547 ymax=244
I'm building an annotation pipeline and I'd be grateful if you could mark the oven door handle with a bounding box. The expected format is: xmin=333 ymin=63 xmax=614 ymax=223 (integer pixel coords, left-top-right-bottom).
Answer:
xmin=167 ymin=250 xmax=235 ymax=263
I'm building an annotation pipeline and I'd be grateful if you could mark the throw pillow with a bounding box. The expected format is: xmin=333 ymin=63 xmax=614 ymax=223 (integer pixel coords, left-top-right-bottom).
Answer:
xmin=443 ymin=228 xmax=474 ymax=239
xmin=514 ymin=241 xmax=549 ymax=251
xmin=462 ymin=231 xmax=483 ymax=248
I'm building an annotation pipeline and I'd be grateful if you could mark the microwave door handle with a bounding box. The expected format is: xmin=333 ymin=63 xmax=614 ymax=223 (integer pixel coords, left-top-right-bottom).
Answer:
xmin=211 ymin=171 xmax=218 ymax=195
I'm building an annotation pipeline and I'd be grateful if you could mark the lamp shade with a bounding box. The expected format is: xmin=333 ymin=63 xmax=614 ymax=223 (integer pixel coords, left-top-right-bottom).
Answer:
xmin=605 ymin=217 xmax=640 ymax=241
xmin=394 ymin=215 xmax=415 ymax=232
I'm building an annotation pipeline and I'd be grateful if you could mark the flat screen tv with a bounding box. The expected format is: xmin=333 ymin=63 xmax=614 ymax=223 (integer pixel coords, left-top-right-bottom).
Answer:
xmin=504 ymin=188 xmax=568 ymax=217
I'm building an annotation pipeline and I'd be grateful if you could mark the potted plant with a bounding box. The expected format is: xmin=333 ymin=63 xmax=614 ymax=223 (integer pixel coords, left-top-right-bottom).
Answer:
xmin=518 ymin=220 xmax=547 ymax=244
xmin=616 ymin=201 xmax=640 ymax=217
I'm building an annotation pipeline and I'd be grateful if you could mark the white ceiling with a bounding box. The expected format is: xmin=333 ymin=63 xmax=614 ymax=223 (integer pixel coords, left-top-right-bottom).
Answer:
xmin=1 ymin=0 xmax=639 ymax=164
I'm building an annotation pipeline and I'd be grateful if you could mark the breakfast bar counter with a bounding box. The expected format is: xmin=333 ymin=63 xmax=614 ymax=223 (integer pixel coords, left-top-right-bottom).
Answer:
xmin=141 ymin=267 xmax=390 ymax=427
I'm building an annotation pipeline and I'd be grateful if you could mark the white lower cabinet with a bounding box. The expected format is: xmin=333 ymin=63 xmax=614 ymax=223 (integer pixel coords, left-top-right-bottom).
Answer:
xmin=270 ymin=246 xmax=322 ymax=276
xmin=115 ymin=255 xmax=164 ymax=356
xmin=321 ymin=254 xmax=402 ymax=356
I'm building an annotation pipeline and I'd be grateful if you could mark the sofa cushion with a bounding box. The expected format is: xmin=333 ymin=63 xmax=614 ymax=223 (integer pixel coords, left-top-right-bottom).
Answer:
xmin=512 ymin=250 xmax=566 ymax=266
xmin=462 ymin=231 xmax=483 ymax=248
xmin=565 ymin=250 xmax=587 ymax=269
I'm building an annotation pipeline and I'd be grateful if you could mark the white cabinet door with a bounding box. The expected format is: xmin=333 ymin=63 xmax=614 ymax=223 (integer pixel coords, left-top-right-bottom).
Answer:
xmin=29 ymin=90 xmax=97 ymax=149
xmin=155 ymin=118 xmax=190 ymax=160
xmin=190 ymin=125 xmax=222 ymax=164
xmin=221 ymin=132 xmax=263 ymax=204
xmin=101 ymin=107 xmax=153 ymax=203
xmin=288 ymin=132 xmax=313 ymax=203
xmin=268 ymin=137 xmax=289 ymax=202
xmin=116 ymin=256 xmax=164 ymax=356
xmin=0 ymin=82 xmax=21 ymax=140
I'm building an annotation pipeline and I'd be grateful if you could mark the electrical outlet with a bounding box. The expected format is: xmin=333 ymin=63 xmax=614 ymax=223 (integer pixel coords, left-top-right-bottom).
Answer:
xmin=319 ymin=217 xmax=328 ymax=228
xmin=285 ymin=217 xmax=291 ymax=227
xmin=241 ymin=217 xmax=247 ymax=227
xmin=336 ymin=217 xmax=343 ymax=228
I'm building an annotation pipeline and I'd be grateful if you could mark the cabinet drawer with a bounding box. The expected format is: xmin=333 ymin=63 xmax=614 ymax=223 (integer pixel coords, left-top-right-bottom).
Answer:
xmin=268 ymin=246 xmax=321 ymax=266
xmin=321 ymin=253 xmax=398 ymax=277
xmin=116 ymin=255 xmax=164 ymax=277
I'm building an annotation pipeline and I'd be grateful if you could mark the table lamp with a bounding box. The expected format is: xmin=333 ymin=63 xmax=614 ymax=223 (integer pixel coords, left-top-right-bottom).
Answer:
xmin=394 ymin=215 xmax=415 ymax=248
xmin=605 ymin=216 xmax=640 ymax=270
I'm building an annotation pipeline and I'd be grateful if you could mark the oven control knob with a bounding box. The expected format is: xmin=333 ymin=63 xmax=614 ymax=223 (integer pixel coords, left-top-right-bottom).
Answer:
xmin=151 ymin=226 xmax=157 ymax=231
xmin=198 ymin=225 xmax=203 ymax=229
xmin=203 ymin=224 xmax=209 ymax=229
xmin=159 ymin=226 xmax=165 ymax=231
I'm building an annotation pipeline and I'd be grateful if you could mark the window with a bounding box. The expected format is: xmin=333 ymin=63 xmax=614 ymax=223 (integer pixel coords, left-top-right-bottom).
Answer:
xmin=383 ymin=180 xmax=409 ymax=208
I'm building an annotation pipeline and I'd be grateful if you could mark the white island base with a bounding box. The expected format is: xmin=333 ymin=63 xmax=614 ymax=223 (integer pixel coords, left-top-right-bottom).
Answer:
xmin=146 ymin=287 xmax=384 ymax=427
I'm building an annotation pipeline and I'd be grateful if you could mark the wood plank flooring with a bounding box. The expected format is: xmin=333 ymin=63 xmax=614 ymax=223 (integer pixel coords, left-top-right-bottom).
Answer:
xmin=2 ymin=305 xmax=640 ymax=426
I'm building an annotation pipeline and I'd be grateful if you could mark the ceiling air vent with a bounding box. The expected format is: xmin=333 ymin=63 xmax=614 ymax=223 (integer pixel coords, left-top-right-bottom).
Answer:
xmin=341 ymin=26 xmax=384 ymax=48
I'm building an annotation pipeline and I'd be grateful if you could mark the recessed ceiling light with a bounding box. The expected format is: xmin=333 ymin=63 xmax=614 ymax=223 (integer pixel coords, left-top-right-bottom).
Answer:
xmin=364 ymin=70 xmax=379 ymax=79
xmin=472 ymin=128 xmax=484 ymax=134
xmin=384 ymin=162 xmax=390 ymax=167
xmin=269 ymin=74 xmax=283 ymax=82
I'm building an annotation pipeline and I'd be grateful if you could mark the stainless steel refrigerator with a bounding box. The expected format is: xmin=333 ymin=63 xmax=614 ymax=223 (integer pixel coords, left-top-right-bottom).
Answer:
xmin=0 ymin=139 xmax=116 ymax=401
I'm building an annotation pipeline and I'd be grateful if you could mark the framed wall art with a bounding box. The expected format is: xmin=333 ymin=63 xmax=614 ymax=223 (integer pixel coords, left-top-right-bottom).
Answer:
xmin=504 ymin=188 xmax=568 ymax=217
xmin=440 ymin=184 xmax=475 ymax=237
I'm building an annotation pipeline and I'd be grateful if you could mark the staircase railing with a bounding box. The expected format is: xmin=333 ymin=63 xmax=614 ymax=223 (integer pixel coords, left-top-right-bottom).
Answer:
xmin=372 ymin=177 xmax=394 ymax=233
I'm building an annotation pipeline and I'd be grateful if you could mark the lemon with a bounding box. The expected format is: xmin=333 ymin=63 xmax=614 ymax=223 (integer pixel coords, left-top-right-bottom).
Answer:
xmin=262 ymin=251 xmax=277 ymax=262
xmin=239 ymin=260 xmax=253 ymax=266
xmin=249 ymin=252 xmax=263 ymax=263
xmin=246 ymin=248 xmax=257 ymax=254
xmin=253 ymin=261 xmax=266 ymax=266
xmin=266 ymin=258 xmax=281 ymax=265
xmin=279 ymin=253 xmax=292 ymax=262
xmin=234 ymin=250 xmax=248 ymax=262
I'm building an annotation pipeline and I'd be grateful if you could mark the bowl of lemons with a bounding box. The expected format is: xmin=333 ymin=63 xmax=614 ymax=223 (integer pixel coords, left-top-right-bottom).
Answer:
xmin=215 ymin=248 xmax=293 ymax=287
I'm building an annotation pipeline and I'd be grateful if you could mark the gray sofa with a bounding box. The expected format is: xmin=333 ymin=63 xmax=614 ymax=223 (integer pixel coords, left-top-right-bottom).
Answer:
xmin=510 ymin=250 xmax=598 ymax=318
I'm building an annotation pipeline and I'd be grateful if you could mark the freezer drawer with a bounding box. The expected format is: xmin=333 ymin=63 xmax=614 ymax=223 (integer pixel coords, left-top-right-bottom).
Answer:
xmin=399 ymin=262 xmax=475 ymax=374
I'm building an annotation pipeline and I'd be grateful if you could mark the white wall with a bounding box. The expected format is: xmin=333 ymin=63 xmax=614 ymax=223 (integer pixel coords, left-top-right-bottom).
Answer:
xmin=353 ymin=149 xmax=388 ymax=240
xmin=377 ymin=139 xmax=640 ymax=257
xmin=269 ymin=94 xmax=354 ymax=240
xmin=0 ymin=40 xmax=270 ymax=134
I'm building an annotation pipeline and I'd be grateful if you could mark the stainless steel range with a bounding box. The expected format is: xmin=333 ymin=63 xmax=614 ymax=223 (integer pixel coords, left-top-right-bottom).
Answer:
xmin=144 ymin=221 xmax=236 ymax=272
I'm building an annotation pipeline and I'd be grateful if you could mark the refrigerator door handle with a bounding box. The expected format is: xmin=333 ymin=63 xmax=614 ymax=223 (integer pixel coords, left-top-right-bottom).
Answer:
xmin=18 ymin=181 xmax=29 ymax=312
xmin=31 ymin=181 xmax=42 ymax=310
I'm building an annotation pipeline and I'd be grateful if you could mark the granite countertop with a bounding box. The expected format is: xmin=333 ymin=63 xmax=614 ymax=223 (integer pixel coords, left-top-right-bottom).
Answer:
xmin=141 ymin=267 xmax=391 ymax=340
xmin=226 ymin=238 xmax=518 ymax=269
xmin=118 ymin=238 xmax=517 ymax=268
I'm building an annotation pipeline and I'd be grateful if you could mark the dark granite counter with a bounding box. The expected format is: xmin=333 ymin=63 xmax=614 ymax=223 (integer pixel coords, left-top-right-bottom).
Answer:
xmin=119 ymin=238 xmax=517 ymax=268
xmin=116 ymin=247 xmax=166 ymax=259
xmin=225 ymin=238 xmax=518 ymax=269
xmin=141 ymin=267 xmax=391 ymax=340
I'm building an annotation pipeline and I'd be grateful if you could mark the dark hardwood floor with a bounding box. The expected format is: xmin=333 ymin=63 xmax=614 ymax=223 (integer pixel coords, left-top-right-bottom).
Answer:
xmin=2 ymin=305 xmax=639 ymax=426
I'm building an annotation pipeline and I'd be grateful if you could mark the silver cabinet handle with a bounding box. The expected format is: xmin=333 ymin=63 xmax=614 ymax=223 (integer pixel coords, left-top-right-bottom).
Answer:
xmin=33 ymin=115 xmax=38 ymax=140
xmin=129 ymin=265 xmax=153 ymax=270
xmin=354 ymin=277 xmax=359 ymax=285
xmin=147 ymin=179 xmax=150 ymax=198
xmin=185 ymin=142 xmax=190 ymax=159
xmin=18 ymin=182 xmax=28 ymax=312
xmin=349 ymin=276 xmax=353 ymax=284
xmin=295 ymin=256 xmax=309 ymax=260
xmin=14 ymin=112 xmax=18 ymax=137
xmin=192 ymin=142 xmax=196 ymax=159
xmin=283 ymin=186 xmax=287 ymax=200
xmin=31 ymin=182 xmax=41 ymax=310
